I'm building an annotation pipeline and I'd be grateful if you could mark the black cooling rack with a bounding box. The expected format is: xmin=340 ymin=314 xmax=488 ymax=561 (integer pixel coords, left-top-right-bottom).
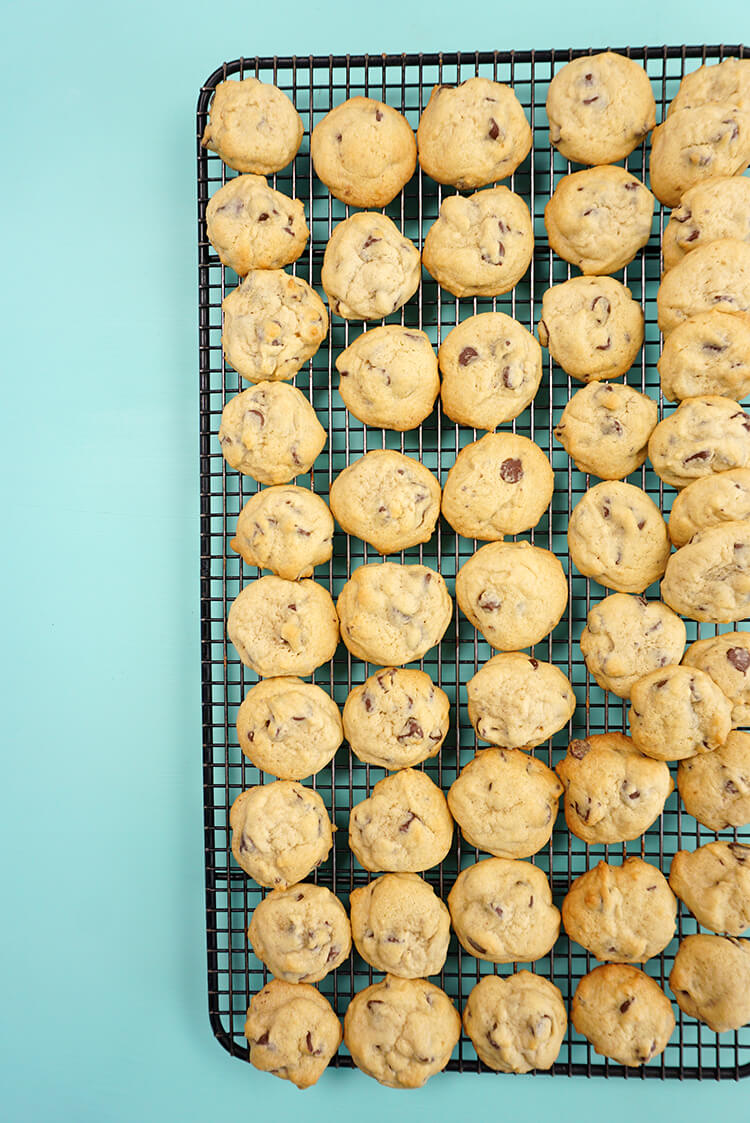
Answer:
xmin=197 ymin=45 xmax=750 ymax=1080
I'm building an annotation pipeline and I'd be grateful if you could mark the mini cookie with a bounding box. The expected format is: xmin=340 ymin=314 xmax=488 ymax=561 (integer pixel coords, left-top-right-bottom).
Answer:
xmin=538 ymin=277 xmax=644 ymax=383
xmin=206 ymin=174 xmax=308 ymax=275
xmin=329 ymin=450 xmax=441 ymax=554
xmin=447 ymin=857 xmax=560 ymax=963
xmin=248 ymin=883 xmax=351 ymax=983
xmin=335 ymin=326 xmax=439 ymax=430
xmin=310 ymin=97 xmax=416 ymax=207
xmin=230 ymin=781 xmax=333 ymax=887
xmin=218 ymin=382 xmax=326 ymax=484
xmin=554 ymin=382 xmax=657 ymax=480
xmin=567 ymin=481 xmax=670 ymax=594
xmin=336 ymin=563 xmax=452 ymax=666
xmin=462 ymin=972 xmax=567 ymax=1074
xmin=669 ymin=841 xmax=750 ymax=936
xmin=466 ymin=653 xmax=576 ymax=749
xmin=244 ymin=980 xmax=341 ymax=1088
xmin=545 ymin=52 xmax=656 ymax=165
xmin=628 ymin=664 xmax=733 ymax=762
xmin=571 ymin=965 xmax=675 ymax=1067
xmin=555 ymin=733 xmax=674 ymax=845
xmin=344 ymin=975 xmax=461 ymax=1088
xmin=668 ymin=57 xmax=750 ymax=116
xmin=648 ymin=396 xmax=750 ymax=490
xmin=544 ymin=167 xmax=654 ymax=275
xmin=447 ymin=748 xmax=563 ymax=859
xmin=677 ymin=732 xmax=750 ymax=831
xmin=441 ymin=433 xmax=554 ymax=539
xmin=349 ymin=873 xmax=450 ymax=978
xmin=670 ymin=934 xmax=750 ymax=1032
xmin=668 ymin=469 xmax=750 ymax=546
xmin=417 ymin=77 xmax=532 ymax=188
xmin=455 ymin=540 xmax=568 ymax=651
xmin=230 ymin=485 xmax=333 ymax=579
xmin=227 ymin=575 xmax=339 ymax=677
xmin=348 ymin=768 xmax=453 ymax=873
xmin=438 ymin=312 xmax=542 ymax=431
xmin=657 ymin=239 xmax=750 ymax=335
xmin=658 ymin=311 xmax=750 ymax=402
xmin=662 ymin=177 xmax=750 ymax=272
xmin=236 ymin=677 xmax=343 ymax=780
xmin=202 ymin=78 xmax=303 ymax=174
xmin=342 ymin=667 xmax=450 ymax=770
xmin=661 ymin=519 xmax=750 ymax=622
xmin=421 ymin=186 xmax=533 ymax=298
xmin=222 ymin=269 xmax=327 ymax=383
xmin=562 ymin=858 xmax=677 ymax=962
xmin=682 ymin=632 xmax=750 ymax=724
xmin=321 ymin=212 xmax=420 ymax=320
xmin=649 ymin=105 xmax=750 ymax=207
xmin=580 ymin=593 xmax=687 ymax=699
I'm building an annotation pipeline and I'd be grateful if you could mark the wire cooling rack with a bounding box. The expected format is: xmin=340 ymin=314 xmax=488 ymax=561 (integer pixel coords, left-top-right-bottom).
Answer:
xmin=197 ymin=45 xmax=750 ymax=1080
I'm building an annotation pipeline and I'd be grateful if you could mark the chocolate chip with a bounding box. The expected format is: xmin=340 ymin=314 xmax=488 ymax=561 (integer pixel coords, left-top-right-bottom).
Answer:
xmin=620 ymin=998 xmax=633 ymax=1013
xmin=727 ymin=647 xmax=750 ymax=673
xmin=528 ymin=896 xmax=534 ymax=908
xmin=729 ymin=843 xmax=750 ymax=862
xmin=363 ymin=694 xmax=373 ymax=712
xmin=721 ymin=118 xmax=740 ymax=140
xmin=362 ymin=234 xmax=381 ymax=249
xmin=399 ymin=811 xmax=418 ymax=832
xmin=624 ymin=181 xmax=639 ymax=192
xmin=247 ymin=409 xmax=265 ymax=426
xmin=637 ymin=519 xmax=646 ymax=530
xmin=596 ymin=337 xmax=612 ymax=351
xmin=582 ymin=95 xmax=599 ymax=104
xmin=326 ymin=944 xmax=340 ymax=962
xmin=375 ymin=108 xmax=383 ymax=121
xmin=287 ymin=603 xmax=297 ymax=611
xmin=654 ymin=678 xmax=668 ymax=688
xmin=257 ymin=212 xmax=269 ymax=221
xmin=295 ymin=892 xmax=304 ymax=901
xmin=726 ymin=779 xmax=740 ymax=794
xmin=493 ymin=905 xmax=504 ymax=918
xmin=467 ymin=937 xmax=487 ymax=954
xmin=501 ymin=365 xmax=513 ymax=387
xmin=255 ymin=1031 xmax=270 ymax=1045
xmin=398 ymin=718 xmax=424 ymax=742
xmin=246 ymin=730 xmax=254 ymax=742
xmin=569 ymin=739 xmax=590 ymax=760
xmin=684 ymin=450 xmax=710 ymax=463
xmin=529 ymin=657 xmax=539 ymax=669
xmin=500 ymin=457 xmax=523 ymax=483
xmin=367 ymin=999 xmax=385 ymax=1012
xmin=477 ymin=590 xmax=501 ymax=611
xmin=628 ymin=790 xmax=641 ymax=800
xmin=702 ymin=341 xmax=726 ymax=353
xmin=488 ymin=117 xmax=500 ymax=140
xmin=602 ymin=502 xmax=611 ymax=518
xmin=591 ymin=295 xmax=610 ymax=322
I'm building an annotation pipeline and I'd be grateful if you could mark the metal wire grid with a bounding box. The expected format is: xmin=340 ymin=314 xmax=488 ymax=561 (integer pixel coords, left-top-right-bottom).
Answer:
xmin=197 ymin=45 xmax=750 ymax=1080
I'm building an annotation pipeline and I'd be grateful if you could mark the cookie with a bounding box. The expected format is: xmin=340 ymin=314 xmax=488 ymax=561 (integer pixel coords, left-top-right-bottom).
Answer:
xmin=447 ymin=748 xmax=563 ymax=859
xmin=656 ymin=239 xmax=750 ymax=335
xmin=218 ymin=382 xmax=326 ymax=484
xmin=670 ymin=934 xmax=750 ymax=1032
xmin=344 ymin=975 xmax=461 ymax=1088
xmin=455 ymin=540 xmax=568 ymax=651
xmin=335 ymin=325 xmax=439 ymax=430
xmin=235 ymin=677 xmax=343 ymax=780
xmin=648 ymin=396 xmax=750 ymax=490
xmin=466 ymin=652 xmax=576 ymax=749
xmin=329 ymin=450 xmax=441 ymax=554
xmin=661 ymin=519 xmax=750 ymax=622
xmin=567 ymin=481 xmax=670 ymax=594
xmin=662 ymin=176 xmax=750 ymax=272
xmin=230 ymin=485 xmax=333 ymax=579
xmin=349 ymin=873 xmax=450 ymax=978
xmin=201 ymin=77 xmax=303 ymax=174
xmin=555 ymin=733 xmax=674 ymax=845
xmin=580 ymin=593 xmax=687 ymax=699
xmin=348 ymin=768 xmax=453 ymax=873
xmin=417 ymin=77 xmax=532 ymax=188
xmin=244 ymin=979 xmax=341 ymax=1088
xmin=441 ymin=433 xmax=554 ymax=539
xmin=668 ymin=469 xmax=750 ymax=547
xmin=206 ymin=174 xmax=308 ymax=275
xmin=310 ymin=97 xmax=416 ymax=207
xmin=544 ymin=166 xmax=654 ymax=275
xmin=462 ymin=972 xmax=567 ymax=1074
xmin=628 ymin=664 xmax=733 ymax=762
xmin=227 ymin=575 xmax=339 ymax=677
xmin=336 ymin=562 xmax=452 ymax=666
xmin=562 ymin=858 xmax=677 ymax=963
xmin=247 ymin=883 xmax=351 ymax=983
xmin=545 ymin=51 xmax=656 ymax=165
xmin=447 ymin=857 xmax=560 ymax=963
xmin=342 ymin=667 xmax=450 ymax=770
xmin=649 ymin=105 xmax=750 ymax=207
xmin=438 ymin=312 xmax=542 ymax=431
xmin=538 ymin=276 xmax=644 ymax=383
xmin=678 ymin=731 xmax=750 ymax=831
xmin=554 ymin=382 xmax=658 ymax=480
xmin=571 ymin=965 xmax=675 ymax=1067
xmin=658 ymin=311 xmax=750 ymax=402
xmin=668 ymin=57 xmax=750 ymax=116
xmin=682 ymin=631 xmax=750 ymax=724
xmin=321 ymin=212 xmax=420 ymax=320
xmin=230 ymin=781 xmax=334 ymax=888
xmin=221 ymin=269 xmax=327 ymax=383
xmin=421 ymin=186 xmax=533 ymax=298
xmin=669 ymin=841 xmax=750 ymax=936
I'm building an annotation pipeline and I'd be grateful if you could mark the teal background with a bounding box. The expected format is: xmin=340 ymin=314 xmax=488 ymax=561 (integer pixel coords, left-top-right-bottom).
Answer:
xmin=3 ymin=2 xmax=750 ymax=1120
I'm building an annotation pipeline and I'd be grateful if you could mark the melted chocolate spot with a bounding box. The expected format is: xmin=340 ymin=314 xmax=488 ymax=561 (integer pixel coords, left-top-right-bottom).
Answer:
xmin=500 ymin=457 xmax=523 ymax=483
xmin=728 ymin=647 xmax=750 ymax=673
xmin=488 ymin=117 xmax=500 ymax=140
xmin=398 ymin=718 xmax=424 ymax=742
xmin=569 ymin=739 xmax=590 ymax=760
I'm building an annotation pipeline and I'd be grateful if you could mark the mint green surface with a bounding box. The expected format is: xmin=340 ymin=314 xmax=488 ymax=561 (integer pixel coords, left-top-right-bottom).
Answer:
xmin=3 ymin=2 xmax=750 ymax=1120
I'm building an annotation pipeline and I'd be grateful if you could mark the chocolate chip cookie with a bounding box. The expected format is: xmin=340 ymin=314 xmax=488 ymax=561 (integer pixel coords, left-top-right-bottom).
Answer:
xmin=348 ymin=768 xmax=453 ymax=873
xmin=342 ymin=667 xmax=450 ymax=770
xmin=538 ymin=276 xmax=644 ymax=382
xmin=678 ymin=730 xmax=750 ymax=831
xmin=202 ymin=77 xmax=303 ymax=174
xmin=662 ymin=176 xmax=750 ymax=272
xmin=227 ymin=575 xmax=339 ymax=677
xmin=236 ymin=677 xmax=343 ymax=780
xmin=462 ymin=972 xmax=567 ymax=1074
xmin=670 ymin=934 xmax=750 ymax=1032
xmin=466 ymin=652 xmax=576 ymax=749
xmin=648 ymin=396 xmax=750 ymax=490
xmin=248 ymin=883 xmax=351 ymax=983
xmin=349 ymin=873 xmax=450 ymax=978
xmin=218 ymin=382 xmax=326 ymax=484
xmin=670 ymin=841 xmax=750 ymax=936
xmin=668 ymin=57 xmax=750 ymax=116
xmin=230 ymin=781 xmax=334 ymax=887
xmin=658 ymin=310 xmax=750 ymax=402
xmin=668 ymin=469 xmax=750 ymax=547
xmin=628 ymin=663 xmax=733 ymax=762
xmin=554 ymin=382 xmax=657 ymax=480
xmin=661 ymin=518 xmax=750 ymax=622
xmin=321 ymin=212 xmax=420 ymax=320
xmin=206 ymin=174 xmax=308 ymax=275
xmin=682 ymin=631 xmax=750 ymax=724
xmin=244 ymin=979 xmax=341 ymax=1088
xmin=571 ymin=965 xmax=675 ymax=1067
xmin=230 ymin=485 xmax=334 ymax=579
xmin=657 ymin=239 xmax=750 ymax=335
xmin=649 ymin=105 xmax=750 ymax=207
xmin=335 ymin=325 xmax=439 ymax=430
xmin=580 ymin=593 xmax=687 ymax=699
